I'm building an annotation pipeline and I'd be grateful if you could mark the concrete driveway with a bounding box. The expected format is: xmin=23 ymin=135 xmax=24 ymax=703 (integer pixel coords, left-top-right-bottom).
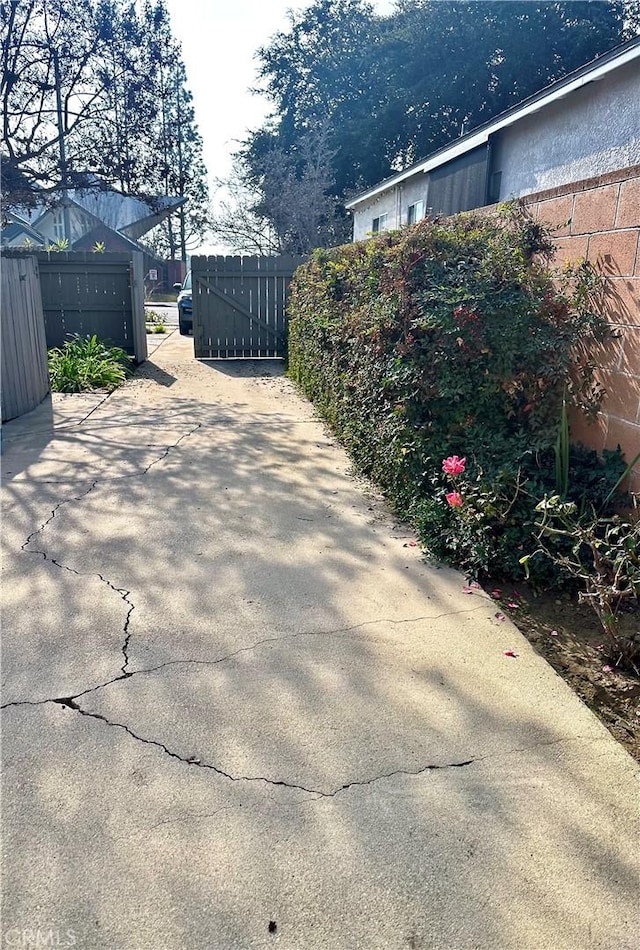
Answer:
xmin=2 ymin=333 xmax=639 ymax=950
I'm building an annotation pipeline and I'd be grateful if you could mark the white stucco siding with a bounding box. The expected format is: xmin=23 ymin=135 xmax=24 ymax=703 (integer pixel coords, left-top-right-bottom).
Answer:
xmin=492 ymin=60 xmax=640 ymax=199
xmin=351 ymin=175 xmax=430 ymax=241
xmin=351 ymin=191 xmax=397 ymax=241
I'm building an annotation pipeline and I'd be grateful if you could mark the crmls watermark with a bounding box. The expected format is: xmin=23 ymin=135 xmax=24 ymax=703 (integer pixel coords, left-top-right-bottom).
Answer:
xmin=3 ymin=930 xmax=77 ymax=948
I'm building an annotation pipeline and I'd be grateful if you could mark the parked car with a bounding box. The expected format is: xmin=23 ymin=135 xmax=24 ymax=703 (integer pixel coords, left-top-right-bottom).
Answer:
xmin=174 ymin=272 xmax=192 ymax=335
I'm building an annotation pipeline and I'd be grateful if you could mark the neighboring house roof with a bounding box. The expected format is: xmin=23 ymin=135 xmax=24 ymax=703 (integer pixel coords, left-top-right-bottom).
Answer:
xmin=65 ymin=190 xmax=184 ymax=239
xmin=22 ymin=188 xmax=184 ymax=241
xmin=72 ymin=223 xmax=157 ymax=256
xmin=4 ymin=185 xmax=186 ymax=261
xmin=1 ymin=211 xmax=46 ymax=245
xmin=345 ymin=35 xmax=640 ymax=210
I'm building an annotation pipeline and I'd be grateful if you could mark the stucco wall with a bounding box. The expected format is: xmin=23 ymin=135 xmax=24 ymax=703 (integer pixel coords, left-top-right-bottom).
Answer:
xmin=493 ymin=60 xmax=640 ymax=200
xmin=523 ymin=166 xmax=640 ymax=490
xmin=352 ymin=175 xmax=430 ymax=241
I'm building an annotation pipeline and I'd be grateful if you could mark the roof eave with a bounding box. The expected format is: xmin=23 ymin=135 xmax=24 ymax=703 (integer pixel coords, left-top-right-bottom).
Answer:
xmin=345 ymin=36 xmax=640 ymax=211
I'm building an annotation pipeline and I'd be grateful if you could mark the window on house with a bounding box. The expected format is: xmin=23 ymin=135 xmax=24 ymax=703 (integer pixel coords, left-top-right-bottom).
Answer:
xmin=372 ymin=213 xmax=388 ymax=234
xmin=52 ymin=209 xmax=65 ymax=239
xmin=407 ymin=200 xmax=425 ymax=225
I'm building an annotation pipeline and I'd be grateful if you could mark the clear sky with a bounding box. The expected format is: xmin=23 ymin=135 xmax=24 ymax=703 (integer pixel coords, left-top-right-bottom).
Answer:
xmin=163 ymin=0 xmax=394 ymax=251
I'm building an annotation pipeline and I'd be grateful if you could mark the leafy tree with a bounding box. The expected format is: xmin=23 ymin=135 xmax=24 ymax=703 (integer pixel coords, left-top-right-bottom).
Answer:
xmin=252 ymin=0 xmax=389 ymax=196
xmin=241 ymin=0 xmax=640 ymax=238
xmin=1 ymin=0 xmax=209 ymax=259
xmin=383 ymin=1 xmax=640 ymax=167
xmin=1 ymin=0 xmax=110 ymax=203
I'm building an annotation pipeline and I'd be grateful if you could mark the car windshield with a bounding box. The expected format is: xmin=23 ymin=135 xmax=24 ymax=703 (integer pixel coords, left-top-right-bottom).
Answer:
xmin=183 ymin=272 xmax=192 ymax=291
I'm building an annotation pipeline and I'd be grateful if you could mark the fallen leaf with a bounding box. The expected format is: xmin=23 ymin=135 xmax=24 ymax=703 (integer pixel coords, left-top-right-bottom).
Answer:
xmin=503 ymin=650 xmax=518 ymax=658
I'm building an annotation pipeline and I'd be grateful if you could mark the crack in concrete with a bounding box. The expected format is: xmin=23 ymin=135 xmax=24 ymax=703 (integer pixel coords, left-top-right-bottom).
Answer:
xmin=21 ymin=480 xmax=100 ymax=557
xmin=2 ymin=604 xmax=492 ymax=709
xmin=3 ymin=695 xmax=605 ymax=802
xmin=18 ymin=423 xmax=202 ymax=680
xmin=6 ymin=421 xmax=497 ymax=800
xmin=50 ymin=696 xmax=475 ymax=798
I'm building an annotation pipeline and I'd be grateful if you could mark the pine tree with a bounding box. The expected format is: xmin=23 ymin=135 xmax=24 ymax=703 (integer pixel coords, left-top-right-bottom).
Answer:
xmin=141 ymin=0 xmax=209 ymax=261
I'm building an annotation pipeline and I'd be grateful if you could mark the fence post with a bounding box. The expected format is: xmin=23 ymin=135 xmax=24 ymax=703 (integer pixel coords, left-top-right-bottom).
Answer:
xmin=130 ymin=251 xmax=148 ymax=364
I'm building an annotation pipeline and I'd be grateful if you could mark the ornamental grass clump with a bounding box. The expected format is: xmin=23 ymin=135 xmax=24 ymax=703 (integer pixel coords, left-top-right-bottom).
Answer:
xmin=288 ymin=204 xmax=620 ymax=584
xmin=48 ymin=334 xmax=133 ymax=393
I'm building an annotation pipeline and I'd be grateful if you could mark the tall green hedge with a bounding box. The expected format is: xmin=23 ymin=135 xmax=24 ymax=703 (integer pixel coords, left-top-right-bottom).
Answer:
xmin=287 ymin=207 xmax=620 ymax=579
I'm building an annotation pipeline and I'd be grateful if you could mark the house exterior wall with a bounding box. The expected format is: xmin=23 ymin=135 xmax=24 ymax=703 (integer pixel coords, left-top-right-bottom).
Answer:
xmin=350 ymin=53 xmax=640 ymax=243
xmin=351 ymin=146 xmax=489 ymax=240
xmin=428 ymin=146 xmax=488 ymax=216
xmin=36 ymin=206 xmax=95 ymax=246
xmin=351 ymin=181 xmax=419 ymax=241
xmin=522 ymin=165 xmax=640 ymax=491
xmin=492 ymin=60 xmax=640 ymax=200
xmin=352 ymin=190 xmax=397 ymax=241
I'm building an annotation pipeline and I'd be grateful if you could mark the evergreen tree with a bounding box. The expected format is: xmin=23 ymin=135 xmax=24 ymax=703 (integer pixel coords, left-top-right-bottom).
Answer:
xmin=92 ymin=0 xmax=157 ymax=193
xmin=141 ymin=0 xmax=209 ymax=261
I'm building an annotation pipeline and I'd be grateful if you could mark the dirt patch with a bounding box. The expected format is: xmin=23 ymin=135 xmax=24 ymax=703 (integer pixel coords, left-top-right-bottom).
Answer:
xmin=487 ymin=582 xmax=640 ymax=761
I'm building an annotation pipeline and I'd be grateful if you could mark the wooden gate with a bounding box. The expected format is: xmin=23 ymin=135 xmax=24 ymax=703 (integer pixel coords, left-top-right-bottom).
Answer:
xmin=3 ymin=250 xmax=147 ymax=363
xmin=191 ymin=255 xmax=305 ymax=359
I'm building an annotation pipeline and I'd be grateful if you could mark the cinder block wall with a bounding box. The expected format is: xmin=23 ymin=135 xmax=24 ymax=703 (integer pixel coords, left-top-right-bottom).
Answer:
xmin=523 ymin=165 xmax=640 ymax=491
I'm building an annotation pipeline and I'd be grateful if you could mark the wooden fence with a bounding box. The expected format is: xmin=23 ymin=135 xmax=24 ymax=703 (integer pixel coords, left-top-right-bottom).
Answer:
xmin=192 ymin=255 xmax=305 ymax=358
xmin=3 ymin=250 xmax=147 ymax=364
xmin=1 ymin=256 xmax=50 ymax=423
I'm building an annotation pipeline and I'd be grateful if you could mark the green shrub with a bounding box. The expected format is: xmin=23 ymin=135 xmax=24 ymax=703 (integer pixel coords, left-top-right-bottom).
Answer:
xmin=428 ymin=446 xmax=628 ymax=583
xmin=48 ymin=334 xmax=133 ymax=393
xmin=288 ymin=206 xmax=616 ymax=582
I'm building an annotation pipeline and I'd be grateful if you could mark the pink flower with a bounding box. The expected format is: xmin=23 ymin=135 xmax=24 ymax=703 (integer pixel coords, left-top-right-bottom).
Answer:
xmin=442 ymin=455 xmax=466 ymax=475
xmin=503 ymin=650 xmax=518 ymax=658
xmin=602 ymin=665 xmax=614 ymax=673
xmin=446 ymin=491 xmax=463 ymax=507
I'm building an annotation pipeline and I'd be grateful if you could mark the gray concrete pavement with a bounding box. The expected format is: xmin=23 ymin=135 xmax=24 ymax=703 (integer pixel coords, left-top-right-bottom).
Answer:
xmin=2 ymin=333 xmax=639 ymax=950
